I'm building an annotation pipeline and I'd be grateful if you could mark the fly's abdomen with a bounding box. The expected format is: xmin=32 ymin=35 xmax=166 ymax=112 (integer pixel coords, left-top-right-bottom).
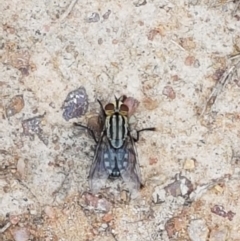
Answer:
xmin=103 ymin=149 xmax=128 ymax=177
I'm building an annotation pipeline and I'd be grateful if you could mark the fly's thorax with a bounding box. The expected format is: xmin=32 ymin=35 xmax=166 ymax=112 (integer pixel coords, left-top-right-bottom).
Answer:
xmin=105 ymin=113 xmax=128 ymax=149
xmin=103 ymin=96 xmax=130 ymax=149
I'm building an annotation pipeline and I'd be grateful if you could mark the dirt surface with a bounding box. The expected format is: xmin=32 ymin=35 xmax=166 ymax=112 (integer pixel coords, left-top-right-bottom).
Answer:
xmin=1 ymin=0 xmax=240 ymax=240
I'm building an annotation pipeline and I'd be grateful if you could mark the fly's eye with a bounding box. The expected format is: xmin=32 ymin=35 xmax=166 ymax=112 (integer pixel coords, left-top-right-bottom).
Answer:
xmin=105 ymin=103 xmax=115 ymax=111
xmin=105 ymin=103 xmax=115 ymax=115
xmin=119 ymin=104 xmax=129 ymax=116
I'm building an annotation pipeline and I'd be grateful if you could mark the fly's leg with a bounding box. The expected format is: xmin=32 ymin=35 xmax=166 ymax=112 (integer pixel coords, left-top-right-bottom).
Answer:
xmin=133 ymin=127 xmax=155 ymax=142
xmin=74 ymin=99 xmax=105 ymax=144
xmin=97 ymin=99 xmax=106 ymax=118
xmin=74 ymin=123 xmax=98 ymax=144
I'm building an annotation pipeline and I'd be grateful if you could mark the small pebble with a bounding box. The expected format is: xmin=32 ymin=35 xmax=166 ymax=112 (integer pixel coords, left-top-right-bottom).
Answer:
xmin=5 ymin=95 xmax=24 ymax=117
xmin=62 ymin=87 xmax=88 ymax=121
xmin=12 ymin=228 xmax=30 ymax=241
xmin=86 ymin=12 xmax=100 ymax=23
xmin=188 ymin=219 xmax=209 ymax=241
xmin=102 ymin=10 xmax=111 ymax=19
xmin=183 ymin=159 xmax=195 ymax=171
xmin=101 ymin=223 xmax=108 ymax=229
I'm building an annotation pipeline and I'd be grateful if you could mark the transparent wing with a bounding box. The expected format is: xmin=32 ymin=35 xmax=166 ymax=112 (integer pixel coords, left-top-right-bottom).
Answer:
xmin=119 ymin=135 xmax=143 ymax=195
xmin=89 ymin=133 xmax=143 ymax=196
xmin=89 ymin=135 xmax=109 ymax=193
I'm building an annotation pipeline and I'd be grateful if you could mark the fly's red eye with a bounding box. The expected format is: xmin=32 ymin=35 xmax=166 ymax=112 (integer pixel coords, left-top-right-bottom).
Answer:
xmin=120 ymin=104 xmax=129 ymax=112
xmin=119 ymin=104 xmax=129 ymax=116
xmin=105 ymin=103 xmax=115 ymax=115
xmin=105 ymin=103 xmax=115 ymax=111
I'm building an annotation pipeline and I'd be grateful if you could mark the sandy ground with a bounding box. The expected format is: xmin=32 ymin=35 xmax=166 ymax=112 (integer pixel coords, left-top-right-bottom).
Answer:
xmin=1 ymin=0 xmax=240 ymax=240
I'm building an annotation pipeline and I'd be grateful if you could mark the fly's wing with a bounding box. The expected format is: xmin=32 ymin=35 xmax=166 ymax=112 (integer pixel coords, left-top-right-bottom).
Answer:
xmin=119 ymin=135 xmax=143 ymax=195
xmin=89 ymin=134 xmax=109 ymax=193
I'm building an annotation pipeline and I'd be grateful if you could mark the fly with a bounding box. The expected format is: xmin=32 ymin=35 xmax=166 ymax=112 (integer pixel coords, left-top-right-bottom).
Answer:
xmin=74 ymin=96 xmax=155 ymax=195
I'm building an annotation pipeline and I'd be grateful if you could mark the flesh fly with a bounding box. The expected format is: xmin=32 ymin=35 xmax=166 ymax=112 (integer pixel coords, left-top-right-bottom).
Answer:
xmin=74 ymin=96 xmax=155 ymax=194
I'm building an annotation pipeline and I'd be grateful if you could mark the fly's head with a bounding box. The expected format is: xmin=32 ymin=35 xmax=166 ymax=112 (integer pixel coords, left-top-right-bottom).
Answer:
xmin=104 ymin=96 xmax=129 ymax=117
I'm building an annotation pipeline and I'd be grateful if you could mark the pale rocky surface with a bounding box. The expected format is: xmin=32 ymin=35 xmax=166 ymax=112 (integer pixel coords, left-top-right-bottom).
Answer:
xmin=1 ymin=0 xmax=240 ymax=240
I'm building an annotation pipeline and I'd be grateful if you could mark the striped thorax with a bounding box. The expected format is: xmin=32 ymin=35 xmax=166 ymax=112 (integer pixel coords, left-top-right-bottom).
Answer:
xmin=104 ymin=96 xmax=129 ymax=149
